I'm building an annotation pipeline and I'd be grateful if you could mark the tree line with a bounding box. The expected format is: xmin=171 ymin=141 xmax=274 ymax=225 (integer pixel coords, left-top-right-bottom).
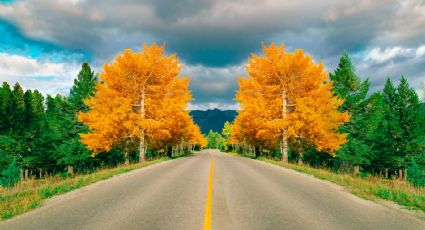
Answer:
xmin=0 ymin=44 xmax=206 ymax=187
xmin=225 ymin=44 xmax=425 ymax=186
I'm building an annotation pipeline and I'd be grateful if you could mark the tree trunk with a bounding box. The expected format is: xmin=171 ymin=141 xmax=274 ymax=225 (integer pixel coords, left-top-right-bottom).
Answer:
xmin=385 ymin=168 xmax=389 ymax=178
xmin=280 ymin=131 xmax=288 ymax=163
xmin=39 ymin=169 xmax=42 ymax=178
xmin=353 ymin=165 xmax=360 ymax=176
xmin=20 ymin=168 xmax=24 ymax=181
xmin=297 ymin=151 xmax=303 ymax=165
xmin=24 ymin=169 xmax=29 ymax=180
xmin=124 ymin=150 xmax=130 ymax=165
xmin=139 ymin=91 xmax=146 ymax=164
xmin=403 ymin=168 xmax=407 ymax=181
xmin=280 ymin=91 xmax=288 ymax=163
xmin=67 ymin=165 xmax=74 ymax=175
xmin=398 ymin=168 xmax=403 ymax=180
xmin=139 ymin=128 xmax=146 ymax=163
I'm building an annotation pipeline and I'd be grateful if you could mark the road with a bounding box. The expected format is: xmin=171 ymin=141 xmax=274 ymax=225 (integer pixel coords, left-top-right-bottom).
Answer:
xmin=1 ymin=150 xmax=424 ymax=230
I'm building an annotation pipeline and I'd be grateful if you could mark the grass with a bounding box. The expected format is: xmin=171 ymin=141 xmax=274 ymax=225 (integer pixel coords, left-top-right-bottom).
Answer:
xmin=229 ymin=152 xmax=425 ymax=214
xmin=0 ymin=153 xmax=191 ymax=221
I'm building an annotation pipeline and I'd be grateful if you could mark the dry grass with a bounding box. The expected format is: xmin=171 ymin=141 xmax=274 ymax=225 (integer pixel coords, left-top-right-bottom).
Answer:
xmin=0 ymin=157 xmax=172 ymax=220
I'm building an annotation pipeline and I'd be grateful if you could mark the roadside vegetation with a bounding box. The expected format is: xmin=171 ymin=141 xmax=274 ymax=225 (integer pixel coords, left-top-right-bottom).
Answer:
xmin=215 ymin=44 xmax=424 ymax=185
xmin=211 ymin=43 xmax=425 ymax=212
xmin=0 ymin=44 xmax=206 ymax=189
xmin=0 ymin=153 xmax=194 ymax=220
xmin=0 ymin=44 xmax=205 ymax=220
xmin=243 ymin=154 xmax=425 ymax=213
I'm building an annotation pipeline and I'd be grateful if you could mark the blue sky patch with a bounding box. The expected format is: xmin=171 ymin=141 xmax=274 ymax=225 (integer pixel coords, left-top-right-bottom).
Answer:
xmin=0 ymin=19 xmax=90 ymax=62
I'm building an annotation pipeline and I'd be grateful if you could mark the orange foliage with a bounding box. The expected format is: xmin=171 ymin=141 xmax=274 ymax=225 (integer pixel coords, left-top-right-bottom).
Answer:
xmin=232 ymin=43 xmax=349 ymax=160
xmin=78 ymin=44 xmax=204 ymax=160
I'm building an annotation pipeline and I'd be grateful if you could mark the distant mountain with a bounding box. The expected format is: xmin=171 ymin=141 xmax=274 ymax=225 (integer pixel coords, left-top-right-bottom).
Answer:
xmin=190 ymin=109 xmax=237 ymax=134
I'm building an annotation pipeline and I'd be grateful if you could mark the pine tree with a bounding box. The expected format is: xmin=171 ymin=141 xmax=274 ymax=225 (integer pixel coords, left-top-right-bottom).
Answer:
xmin=330 ymin=53 xmax=380 ymax=174
xmin=378 ymin=77 xmax=425 ymax=178
xmin=0 ymin=82 xmax=12 ymax=131
xmin=23 ymin=90 xmax=35 ymax=125
xmin=54 ymin=63 xmax=97 ymax=174
xmin=69 ymin=62 xmax=97 ymax=111
xmin=330 ymin=52 xmax=360 ymax=100
xmin=10 ymin=83 xmax=25 ymax=133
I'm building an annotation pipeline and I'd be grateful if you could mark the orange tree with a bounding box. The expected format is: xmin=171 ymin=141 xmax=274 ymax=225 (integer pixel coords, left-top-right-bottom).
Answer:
xmin=78 ymin=44 xmax=204 ymax=163
xmin=232 ymin=44 xmax=349 ymax=163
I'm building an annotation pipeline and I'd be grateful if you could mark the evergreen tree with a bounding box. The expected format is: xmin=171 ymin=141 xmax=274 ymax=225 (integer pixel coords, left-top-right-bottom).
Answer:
xmin=0 ymin=84 xmax=21 ymax=185
xmin=330 ymin=52 xmax=360 ymax=100
xmin=10 ymin=83 xmax=25 ymax=133
xmin=54 ymin=63 xmax=97 ymax=174
xmin=23 ymin=90 xmax=35 ymax=125
xmin=396 ymin=77 xmax=425 ymax=161
xmin=32 ymin=90 xmax=44 ymax=118
xmin=378 ymin=77 xmax=425 ymax=178
xmin=69 ymin=62 xmax=97 ymax=111
xmin=378 ymin=78 xmax=401 ymax=175
xmin=330 ymin=53 xmax=380 ymax=174
xmin=0 ymin=82 xmax=12 ymax=131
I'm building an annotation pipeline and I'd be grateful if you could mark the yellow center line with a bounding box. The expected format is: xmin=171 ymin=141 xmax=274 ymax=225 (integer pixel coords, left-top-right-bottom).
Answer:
xmin=204 ymin=159 xmax=214 ymax=230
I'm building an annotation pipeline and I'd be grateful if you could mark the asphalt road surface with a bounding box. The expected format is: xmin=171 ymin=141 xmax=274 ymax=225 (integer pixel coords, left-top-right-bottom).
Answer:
xmin=1 ymin=150 xmax=424 ymax=230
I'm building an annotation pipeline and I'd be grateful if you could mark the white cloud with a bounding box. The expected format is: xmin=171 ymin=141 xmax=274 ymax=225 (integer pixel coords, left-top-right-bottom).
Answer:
xmin=364 ymin=44 xmax=425 ymax=63
xmin=188 ymin=102 xmax=240 ymax=111
xmin=0 ymin=53 xmax=81 ymax=95
xmin=356 ymin=46 xmax=425 ymax=97
xmin=365 ymin=47 xmax=412 ymax=63
xmin=0 ymin=53 xmax=64 ymax=76
xmin=416 ymin=45 xmax=425 ymax=58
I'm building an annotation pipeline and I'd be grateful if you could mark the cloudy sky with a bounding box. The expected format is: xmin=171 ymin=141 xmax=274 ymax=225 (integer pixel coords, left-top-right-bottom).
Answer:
xmin=0 ymin=0 xmax=424 ymax=110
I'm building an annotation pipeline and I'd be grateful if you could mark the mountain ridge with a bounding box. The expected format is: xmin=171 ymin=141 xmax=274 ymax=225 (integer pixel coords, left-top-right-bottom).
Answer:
xmin=190 ymin=109 xmax=237 ymax=134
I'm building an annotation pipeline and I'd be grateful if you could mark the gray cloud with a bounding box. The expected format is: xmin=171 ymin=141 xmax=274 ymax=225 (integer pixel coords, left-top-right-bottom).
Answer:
xmin=4 ymin=0 xmax=420 ymax=66
xmin=0 ymin=0 xmax=424 ymax=109
xmin=183 ymin=64 xmax=244 ymax=109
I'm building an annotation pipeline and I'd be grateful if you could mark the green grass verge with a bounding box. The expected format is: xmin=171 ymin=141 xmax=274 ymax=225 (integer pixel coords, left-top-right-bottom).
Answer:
xmin=0 ymin=154 xmax=191 ymax=220
xmin=228 ymin=152 xmax=425 ymax=214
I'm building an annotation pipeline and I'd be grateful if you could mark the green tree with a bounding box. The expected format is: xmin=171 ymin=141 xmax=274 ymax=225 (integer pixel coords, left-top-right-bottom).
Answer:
xmin=207 ymin=130 xmax=225 ymax=149
xmin=69 ymin=62 xmax=97 ymax=111
xmin=221 ymin=121 xmax=232 ymax=151
xmin=10 ymin=83 xmax=25 ymax=133
xmin=330 ymin=53 xmax=381 ymax=174
xmin=0 ymin=82 xmax=12 ymax=131
xmin=330 ymin=52 xmax=360 ymax=100
xmin=377 ymin=77 xmax=425 ymax=178
xmin=54 ymin=63 xmax=97 ymax=174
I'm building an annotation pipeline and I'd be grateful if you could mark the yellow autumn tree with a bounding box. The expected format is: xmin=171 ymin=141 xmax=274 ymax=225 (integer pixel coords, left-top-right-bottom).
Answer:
xmin=79 ymin=43 xmax=203 ymax=163
xmin=232 ymin=43 xmax=349 ymax=163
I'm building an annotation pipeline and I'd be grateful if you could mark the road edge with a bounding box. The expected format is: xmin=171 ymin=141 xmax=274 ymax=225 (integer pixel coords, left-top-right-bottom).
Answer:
xmin=0 ymin=154 xmax=192 ymax=222
xmin=223 ymin=151 xmax=425 ymax=221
